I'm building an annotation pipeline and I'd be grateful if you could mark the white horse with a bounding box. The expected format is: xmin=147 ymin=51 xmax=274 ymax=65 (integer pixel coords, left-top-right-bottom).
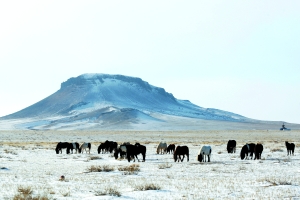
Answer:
xmin=157 ymin=142 xmax=167 ymax=154
xmin=79 ymin=142 xmax=91 ymax=154
xmin=197 ymin=146 xmax=212 ymax=162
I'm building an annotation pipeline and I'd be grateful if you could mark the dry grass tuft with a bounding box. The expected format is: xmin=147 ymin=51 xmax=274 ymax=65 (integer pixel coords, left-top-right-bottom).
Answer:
xmin=13 ymin=186 xmax=51 ymax=200
xmin=87 ymin=165 xmax=114 ymax=172
xmin=270 ymin=148 xmax=284 ymax=152
xmin=17 ymin=186 xmax=33 ymax=195
xmin=118 ymin=164 xmax=140 ymax=175
xmin=4 ymin=149 xmax=17 ymax=155
xmin=95 ymin=187 xmax=121 ymax=197
xmin=135 ymin=183 xmax=161 ymax=191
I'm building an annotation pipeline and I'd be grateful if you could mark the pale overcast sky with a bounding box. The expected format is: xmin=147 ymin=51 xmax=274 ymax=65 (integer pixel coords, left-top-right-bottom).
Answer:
xmin=0 ymin=1 xmax=299 ymax=123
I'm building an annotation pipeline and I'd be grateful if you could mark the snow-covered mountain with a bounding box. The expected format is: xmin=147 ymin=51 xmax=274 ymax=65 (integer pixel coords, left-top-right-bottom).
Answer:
xmin=0 ymin=73 xmax=257 ymax=130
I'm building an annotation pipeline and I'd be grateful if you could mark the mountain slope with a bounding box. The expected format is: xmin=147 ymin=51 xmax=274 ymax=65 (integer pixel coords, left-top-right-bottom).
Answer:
xmin=0 ymin=73 xmax=260 ymax=130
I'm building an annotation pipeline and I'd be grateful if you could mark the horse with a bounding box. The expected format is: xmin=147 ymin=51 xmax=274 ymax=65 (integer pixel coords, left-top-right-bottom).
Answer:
xmin=174 ymin=146 xmax=189 ymax=162
xmin=69 ymin=142 xmax=79 ymax=154
xmin=100 ymin=140 xmax=118 ymax=153
xmin=79 ymin=142 xmax=91 ymax=154
xmin=55 ymin=142 xmax=70 ymax=154
xmin=124 ymin=143 xmax=146 ymax=162
xmin=97 ymin=143 xmax=106 ymax=154
xmin=157 ymin=142 xmax=167 ymax=154
xmin=240 ymin=143 xmax=255 ymax=160
xmin=114 ymin=144 xmax=127 ymax=159
xmin=227 ymin=140 xmax=236 ymax=153
xmin=197 ymin=146 xmax=212 ymax=162
xmin=167 ymin=144 xmax=175 ymax=154
xmin=108 ymin=141 xmax=118 ymax=153
xmin=285 ymin=141 xmax=295 ymax=156
xmin=254 ymin=143 xmax=263 ymax=160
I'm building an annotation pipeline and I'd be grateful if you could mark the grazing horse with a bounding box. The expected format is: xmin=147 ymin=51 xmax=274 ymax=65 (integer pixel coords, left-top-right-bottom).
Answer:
xmin=114 ymin=144 xmax=127 ymax=159
xmin=285 ymin=141 xmax=295 ymax=156
xmin=79 ymin=142 xmax=91 ymax=154
xmin=55 ymin=142 xmax=70 ymax=154
xmin=97 ymin=143 xmax=106 ymax=154
xmin=167 ymin=144 xmax=175 ymax=154
xmin=109 ymin=142 xmax=118 ymax=153
xmin=254 ymin=143 xmax=263 ymax=160
xmin=69 ymin=142 xmax=79 ymax=154
xmin=240 ymin=143 xmax=255 ymax=160
xmin=100 ymin=140 xmax=118 ymax=153
xmin=174 ymin=146 xmax=189 ymax=162
xmin=157 ymin=142 xmax=167 ymax=154
xmin=124 ymin=143 xmax=147 ymax=162
xmin=197 ymin=146 xmax=212 ymax=162
xmin=227 ymin=140 xmax=236 ymax=153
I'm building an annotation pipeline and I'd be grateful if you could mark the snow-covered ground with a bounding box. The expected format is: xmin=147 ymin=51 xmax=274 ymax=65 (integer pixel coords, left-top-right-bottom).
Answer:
xmin=0 ymin=130 xmax=300 ymax=199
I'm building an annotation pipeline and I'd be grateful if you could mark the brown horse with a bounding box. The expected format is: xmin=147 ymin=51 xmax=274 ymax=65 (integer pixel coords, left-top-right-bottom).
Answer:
xmin=174 ymin=146 xmax=189 ymax=162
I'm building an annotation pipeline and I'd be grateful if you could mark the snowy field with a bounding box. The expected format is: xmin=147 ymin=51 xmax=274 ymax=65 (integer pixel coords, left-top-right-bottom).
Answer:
xmin=0 ymin=130 xmax=300 ymax=199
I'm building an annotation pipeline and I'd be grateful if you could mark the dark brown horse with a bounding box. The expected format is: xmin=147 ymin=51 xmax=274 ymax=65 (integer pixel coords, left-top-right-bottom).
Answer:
xmin=254 ymin=143 xmax=263 ymax=160
xmin=285 ymin=141 xmax=295 ymax=156
xmin=240 ymin=143 xmax=255 ymax=160
xmin=167 ymin=144 xmax=175 ymax=154
xmin=174 ymin=146 xmax=189 ymax=162
xmin=227 ymin=140 xmax=236 ymax=153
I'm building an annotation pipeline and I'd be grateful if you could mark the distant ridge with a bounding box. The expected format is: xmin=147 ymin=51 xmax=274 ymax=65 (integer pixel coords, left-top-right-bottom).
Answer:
xmin=2 ymin=73 xmax=293 ymax=130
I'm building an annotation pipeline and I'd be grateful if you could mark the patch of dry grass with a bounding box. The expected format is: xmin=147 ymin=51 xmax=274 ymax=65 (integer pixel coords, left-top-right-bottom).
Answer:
xmin=87 ymin=165 xmax=114 ymax=172
xmin=135 ymin=183 xmax=161 ymax=191
xmin=95 ymin=187 xmax=121 ymax=197
xmin=13 ymin=186 xmax=52 ymax=200
xmin=118 ymin=164 xmax=140 ymax=175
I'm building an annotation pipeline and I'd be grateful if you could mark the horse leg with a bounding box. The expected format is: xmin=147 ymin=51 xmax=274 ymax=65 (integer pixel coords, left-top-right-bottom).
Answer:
xmin=208 ymin=155 xmax=210 ymax=162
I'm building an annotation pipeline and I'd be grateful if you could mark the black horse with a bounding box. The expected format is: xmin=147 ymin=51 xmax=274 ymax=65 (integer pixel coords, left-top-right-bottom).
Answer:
xmin=167 ymin=144 xmax=175 ymax=154
xmin=254 ymin=143 xmax=263 ymax=160
xmin=174 ymin=146 xmax=189 ymax=162
xmin=55 ymin=142 xmax=70 ymax=154
xmin=68 ymin=142 xmax=80 ymax=154
xmin=227 ymin=140 xmax=236 ymax=153
xmin=285 ymin=141 xmax=295 ymax=156
xmin=240 ymin=143 xmax=255 ymax=160
xmin=100 ymin=140 xmax=118 ymax=153
xmin=97 ymin=143 xmax=105 ymax=154
xmin=124 ymin=143 xmax=146 ymax=162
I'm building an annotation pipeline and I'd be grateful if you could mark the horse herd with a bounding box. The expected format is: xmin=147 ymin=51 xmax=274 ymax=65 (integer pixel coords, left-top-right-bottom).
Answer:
xmin=55 ymin=140 xmax=296 ymax=162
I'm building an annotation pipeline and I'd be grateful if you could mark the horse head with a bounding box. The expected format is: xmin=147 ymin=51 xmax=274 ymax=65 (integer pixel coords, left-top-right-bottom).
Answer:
xmin=197 ymin=154 xmax=203 ymax=162
xmin=114 ymin=148 xmax=119 ymax=159
xmin=173 ymin=152 xmax=177 ymax=162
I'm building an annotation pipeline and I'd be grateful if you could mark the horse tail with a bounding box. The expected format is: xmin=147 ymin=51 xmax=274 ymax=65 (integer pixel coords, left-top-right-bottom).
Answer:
xmin=88 ymin=143 xmax=91 ymax=150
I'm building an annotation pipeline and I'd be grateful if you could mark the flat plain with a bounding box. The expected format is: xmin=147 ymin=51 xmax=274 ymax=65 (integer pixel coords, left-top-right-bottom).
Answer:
xmin=0 ymin=130 xmax=300 ymax=199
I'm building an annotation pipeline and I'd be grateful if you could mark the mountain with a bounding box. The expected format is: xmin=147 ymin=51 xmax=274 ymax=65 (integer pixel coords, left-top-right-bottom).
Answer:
xmin=0 ymin=73 xmax=294 ymax=130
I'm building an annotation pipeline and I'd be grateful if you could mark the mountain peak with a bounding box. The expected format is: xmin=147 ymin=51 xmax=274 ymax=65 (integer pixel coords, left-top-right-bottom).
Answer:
xmin=0 ymin=73 xmax=251 ymax=129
